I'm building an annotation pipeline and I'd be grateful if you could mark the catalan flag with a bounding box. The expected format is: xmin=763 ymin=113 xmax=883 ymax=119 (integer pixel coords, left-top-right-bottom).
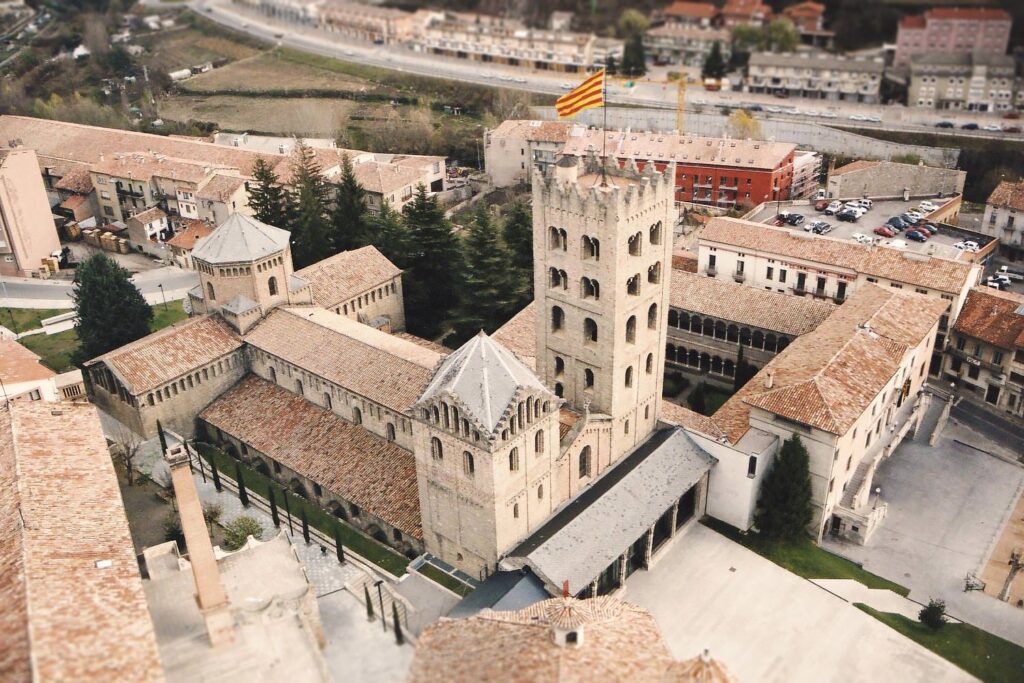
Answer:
xmin=555 ymin=69 xmax=605 ymax=119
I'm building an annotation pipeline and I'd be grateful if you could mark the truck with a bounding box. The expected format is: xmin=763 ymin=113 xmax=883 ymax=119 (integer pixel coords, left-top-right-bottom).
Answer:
xmin=996 ymin=265 xmax=1024 ymax=282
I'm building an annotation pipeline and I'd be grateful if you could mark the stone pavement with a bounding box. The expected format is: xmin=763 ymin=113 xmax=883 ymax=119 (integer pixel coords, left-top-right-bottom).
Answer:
xmin=318 ymin=591 xmax=414 ymax=683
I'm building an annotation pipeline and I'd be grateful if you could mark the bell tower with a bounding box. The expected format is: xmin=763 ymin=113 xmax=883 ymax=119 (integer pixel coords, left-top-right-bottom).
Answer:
xmin=532 ymin=154 xmax=677 ymax=459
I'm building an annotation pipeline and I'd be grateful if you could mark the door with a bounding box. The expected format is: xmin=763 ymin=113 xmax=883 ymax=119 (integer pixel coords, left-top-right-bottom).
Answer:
xmin=985 ymin=384 xmax=1001 ymax=405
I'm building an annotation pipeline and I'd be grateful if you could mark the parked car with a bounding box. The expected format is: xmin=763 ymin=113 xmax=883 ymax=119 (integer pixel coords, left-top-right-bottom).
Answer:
xmin=849 ymin=114 xmax=867 ymax=121
xmin=887 ymin=239 xmax=908 ymax=249
xmin=918 ymin=200 xmax=938 ymax=212
xmin=824 ymin=200 xmax=843 ymax=215
xmin=874 ymin=225 xmax=897 ymax=238
xmin=811 ymin=222 xmax=833 ymax=235
xmin=905 ymin=230 xmax=929 ymax=242
xmin=778 ymin=212 xmax=805 ymax=226
xmin=934 ymin=121 xmax=955 ymax=128
xmin=1003 ymin=110 xmax=1021 ymax=120
xmin=954 ymin=240 xmax=980 ymax=252
xmin=851 ymin=232 xmax=872 ymax=244
xmin=814 ymin=199 xmax=831 ymax=211
xmin=990 ymin=274 xmax=1012 ymax=287
xmin=1003 ymin=126 xmax=1022 ymax=134
xmin=864 ymin=115 xmax=881 ymax=123
xmin=886 ymin=216 xmax=908 ymax=230
xmin=985 ymin=278 xmax=1008 ymax=290
xmin=983 ymin=124 xmax=1003 ymax=132
xmin=919 ymin=223 xmax=939 ymax=235
xmin=961 ymin=123 xmax=979 ymax=130
xmin=996 ymin=265 xmax=1024 ymax=281
xmin=836 ymin=209 xmax=859 ymax=222
xmin=900 ymin=213 xmax=922 ymax=225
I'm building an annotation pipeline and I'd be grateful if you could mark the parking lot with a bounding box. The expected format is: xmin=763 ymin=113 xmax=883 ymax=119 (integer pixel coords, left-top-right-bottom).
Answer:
xmin=748 ymin=197 xmax=974 ymax=261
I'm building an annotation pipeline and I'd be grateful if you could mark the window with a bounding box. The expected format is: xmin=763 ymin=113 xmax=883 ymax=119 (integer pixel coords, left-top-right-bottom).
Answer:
xmin=584 ymin=318 xmax=598 ymax=343
xmin=779 ymin=269 xmax=787 ymax=284
xmin=626 ymin=316 xmax=636 ymax=343
xmin=993 ymin=351 xmax=1004 ymax=366
xmin=535 ymin=429 xmax=545 ymax=454
xmin=625 ymin=366 xmax=633 ymax=387
xmin=551 ymin=306 xmax=565 ymax=332
xmin=554 ymin=356 xmax=565 ymax=376
xmin=650 ymin=221 xmax=662 ymax=245
xmin=647 ymin=303 xmax=658 ymax=330
xmin=582 ymin=235 xmax=600 ymax=260
xmin=646 ymin=353 xmax=654 ymax=374
xmin=431 ymin=437 xmax=443 ymax=461
xmin=206 ymin=282 xmax=216 ymax=300
xmin=555 ymin=382 xmax=564 ymax=397
xmin=549 ymin=267 xmax=568 ymax=289
xmin=268 ymin=276 xmax=278 ymax=296
xmin=313 ymin=483 xmax=322 ymax=497
xmin=386 ymin=423 xmax=396 ymax=441
xmin=537 ymin=484 xmax=544 ymax=500
xmin=324 ymin=392 xmax=332 ymax=410
xmin=353 ymin=406 xmax=362 ymax=425
xmin=581 ymin=277 xmax=600 ymax=299
xmin=747 ymin=455 xmax=757 ymax=478
xmin=624 ymin=419 xmax=630 ymax=435
xmin=627 ymin=274 xmax=641 ymax=296
xmin=463 ymin=451 xmax=475 ymax=477
xmin=513 ymin=503 xmax=520 ymax=519
xmin=648 ymin=261 xmax=661 ymax=284
xmin=296 ymin=380 xmax=304 ymax=396
xmin=509 ymin=447 xmax=520 ymax=472
xmin=628 ymin=232 xmax=642 ymax=256
xmin=584 ymin=368 xmax=595 ymax=389
xmin=767 ymin=266 xmax=774 ymax=280
xmin=579 ymin=446 xmax=592 ymax=478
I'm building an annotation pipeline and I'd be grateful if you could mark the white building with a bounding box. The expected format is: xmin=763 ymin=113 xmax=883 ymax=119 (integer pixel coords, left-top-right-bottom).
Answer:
xmin=981 ymin=179 xmax=1024 ymax=254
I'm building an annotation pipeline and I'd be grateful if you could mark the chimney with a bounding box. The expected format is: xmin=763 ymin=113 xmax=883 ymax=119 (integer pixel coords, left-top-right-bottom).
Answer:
xmin=764 ymin=369 xmax=775 ymax=389
xmin=164 ymin=444 xmax=234 ymax=647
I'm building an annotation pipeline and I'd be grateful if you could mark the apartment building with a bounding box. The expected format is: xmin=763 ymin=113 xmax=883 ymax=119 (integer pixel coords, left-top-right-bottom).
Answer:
xmin=0 ymin=148 xmax=60 ymax=277
xmin=941 ymin=287 xmax=1024 ymax=417
xmin=644 ymin=24 xmax=731 ymax=68
xmin=720 ymin=0 xmax=771 ymax=27
xmin=982 ymin=179 xmax=1024 ymax=256
xmin=746 ymin=52 xmax=884 ymax=104
xmin=662 ymin=2 xmax=719 ymax=28
xmin=909 ymin=52 xmax=1018 ymax=112
xmin=483 ymin=119 xmax=577 ymax=188
xmin=895 ymin=7 xmax=1012 ymax=70
xmin=317 ymin=0 xmax=429 ymax=43
xmin=561 ymin=128 xmax=796 ymax=208
xmin=232 ymin=0 xmax=322 ymax=26
xmin=783 ymin=1 xmax=825 ymax=33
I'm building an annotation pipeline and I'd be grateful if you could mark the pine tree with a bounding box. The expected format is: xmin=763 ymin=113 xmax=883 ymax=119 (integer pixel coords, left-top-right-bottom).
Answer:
xmin=702 ymin=41 xmax=727 ymax=80
xmin=335 ymin=527 xmax=346 ymax=563
xmin=72 ymin=253 xmax=153 ymax=363
xmin=392 ymin=602 xmax=404 ymax=645
xmin=604 ymin=53 xmax=618 ymax=76
xmin=755 ymin=435 xmax=814 ymax=540
xmin=621 ymin=34 xmax=647 ymax=77
xmin=331 ymin=154 xmax=370 ymax=251
xmin=289 ymin=142 xmax=333 ymax=268
xmin=269 ymin=487 xmax=280 ymax=527
xmin=402 ymin=185 xmax=463 ymax=336
xmin=452 ymin=204 xmax=515 ymax=340
xmin=301 ymin=507 xmax=310 ymax=544
xmin=364 ymin=584 xmax=375 ymax=620
xmin=247 ymin=157 xmax=292 ymax=229
xmin=502 ymin=201 xmax=533 ymax=307
xmin=235 ymin=462 xmax=249 ymax=507
xmin=211 ymin=454 xmax=222 ymax=492
xmin=370 ymin=200 xmax=410 ymax=268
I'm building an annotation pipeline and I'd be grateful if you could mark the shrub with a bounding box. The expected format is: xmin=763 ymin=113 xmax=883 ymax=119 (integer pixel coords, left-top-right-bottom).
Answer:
xmin=163 ymin=513 xmax=184 ymax=549
xmin=222 ymin=516 xmax=264 ymax=551
xmin=919 ymin=599 xmax=947 ymax=630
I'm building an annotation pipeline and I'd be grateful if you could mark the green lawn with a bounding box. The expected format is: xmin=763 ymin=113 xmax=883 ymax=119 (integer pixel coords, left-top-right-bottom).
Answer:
xmin=703 ymin=518 xmax=910 ymax=596
xmin=0 ymin=307 xmax=67 ymax=333
xmin=414 ymin=563 xmax=474 ymax=597
xmin=856 ymin=605 xmax=1024 ymax=683
xmin=150 ymin=301 xmax=188 ymax=331
xmin=688 ymin=382 xmax=734 ymax=417
xmin=195 ymin=443 xmax=412 ymax=578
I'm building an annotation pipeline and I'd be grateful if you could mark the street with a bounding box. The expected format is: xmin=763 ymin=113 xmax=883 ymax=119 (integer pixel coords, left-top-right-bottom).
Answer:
xmin=0 ymin=267 xmax=198 ymax=309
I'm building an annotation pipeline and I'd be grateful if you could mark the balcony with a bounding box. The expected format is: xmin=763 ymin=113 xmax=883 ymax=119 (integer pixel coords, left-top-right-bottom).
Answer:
xmin=947 ymin=347 xmax=1004 ymax=374
xmin=704 ymin=265 xmax=718 ymax=277
xmin=732 ymin=269 xmax=746 ymax=283
xmin=693 ymin=181 xmax=713 ymax=189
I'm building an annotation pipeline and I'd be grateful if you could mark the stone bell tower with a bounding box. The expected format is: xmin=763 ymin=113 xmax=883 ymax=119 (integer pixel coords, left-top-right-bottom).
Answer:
xmin=532 ymin=153 xmax=677 ymax=460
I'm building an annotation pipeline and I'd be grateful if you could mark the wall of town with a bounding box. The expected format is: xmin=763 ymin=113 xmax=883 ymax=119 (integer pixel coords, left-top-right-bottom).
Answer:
xmin=827 ymin=164 xmax=966 ymax=200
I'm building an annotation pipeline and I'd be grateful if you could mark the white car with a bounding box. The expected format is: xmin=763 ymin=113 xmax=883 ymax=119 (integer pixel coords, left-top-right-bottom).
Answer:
xmin=983 ymin=124 xmax=1002 ymax=132
xmin=820 ymin=111 xmax=838 ymax=119
xmin=851 ymin=232 xmax=872 ymax=244
xmin=886 ymin=239 xmax=908 ymax=250
xmin=825 ymin=200 xmax=843 ymax=214
xmin=953 ymin=241 xmax=980 ymax=252
xmin=850 ymin=198 xmax=873 ymax=210
xmin=865 ymin=115 xmax=881 ymax=123
xmin=513 ymin=77 xmax=527 ymax=83
xmin=804 ymin=110 xmax=820 ymax=117
xmin=560 ymin=82 xmax=574 ymax=89
xmin=849 ymin=114 xmax=867 ymax=121
xmin=918 ymin=200 xmax=938 ymax=212
xmin=905 ymin=210 xmax=925 ymax=220
xmin=765 ymin=106 xmax=782 ymax=113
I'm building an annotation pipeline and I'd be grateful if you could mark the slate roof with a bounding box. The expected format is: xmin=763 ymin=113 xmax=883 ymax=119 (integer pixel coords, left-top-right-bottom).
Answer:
xmin=711 ymin=285 xmax=948 ymax=443
xmin=511 ymin=428 xmax=715 ymax=595
xmin=0 ymin=401 xmax=163 ymax=683
xmin=87 ymin=314 xmax=242 ymax=394
xmin=244 ymin=307 xmax=440 ymax=413
xmin=191 ymin=213 xmax=291 ymax=264
xmin=417 ymin=332 xmax=550 ymax=435
xmin=670 ymin=269 xmax=836 ymax=336
xmin=295 ymin=245 xmax=401 ymax=310
xmin=411 ymin=596 xmax=682 ymax=683
xmin=200 ymin=375 xmax=422 ymax=539
xmin=952 ymin=287 xmax=1024 ymax=350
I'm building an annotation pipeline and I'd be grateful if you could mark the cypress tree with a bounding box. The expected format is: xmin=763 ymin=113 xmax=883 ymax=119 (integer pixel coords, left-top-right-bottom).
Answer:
xmin=156 ymin=420 xmax=168 ymax=455
xmin=604 ymin=53 xmax=618 ymax=76
xmin=301 ymin=507 xmax=310 ymax=544
xmin=702 ymin=41 xmax=727 ymax=80
xmin=282 ymin=488 xmax=293 ymax=533
xmin=621 ymin=34 xmax=647 ymax=77
xmin=334 ymin=527 xmax=346 ymax=563
xmin=331 ymin=154 xmax=370 ymax=251
xmin=369 ymin=200 xmax=410 ymax=268
xmin=392 ymin=602 xmax=404 ymax=645
xmin=289 ymin=142 xmax=333 ymax=269
xmin=72 ymin=253 xmax=153 ymax=363
xmin=452 ymin=204 xmax=515 ymax=340
xmin=235 ymin=462 xmax=249 ymax=507
xmin=364 ymin=584 xmax=375 ymax=620
xmin=755 ymin=435 xmax=814 ymax=540
xmin=247 ymin=157 xmax=292 ymax=229
xmin=210 ymin=454 xmax=222 ymax=492
xmin=402 ymin=185 xmax=463 ymax=336
xmin=187 ymin=441 xmax=205 ymax=482
xmin=269 ymin=487 xmax=280 ymax=527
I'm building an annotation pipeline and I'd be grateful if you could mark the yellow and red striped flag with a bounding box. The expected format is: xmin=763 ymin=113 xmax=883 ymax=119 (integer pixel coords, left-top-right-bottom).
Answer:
xmin=555 ymin=69 xmax=605 ymax=119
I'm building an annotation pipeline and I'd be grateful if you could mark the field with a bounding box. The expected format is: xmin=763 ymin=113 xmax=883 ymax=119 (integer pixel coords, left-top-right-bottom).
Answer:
xmin=0 ymin=307 xmax=65 ymax=334
xmin=141 ymin=28 xmax=260 ymax=74
xmin=180 ymin=53 xmax=376 ymax=94
xmin=159 ymin=95 xmax=361 ymax=137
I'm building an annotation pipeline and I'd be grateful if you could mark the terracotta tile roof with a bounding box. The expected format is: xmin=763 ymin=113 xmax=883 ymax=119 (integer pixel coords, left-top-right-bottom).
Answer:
xmin=493 ymin=301 xmax=538 ymax=370
xmin=244 ymin=307 xmax=439 ymax=413
xmin=54 ymin=165 xmax=95 ymax=193
xmin=659 ymin=400 xmax=726 ymax=439
xmin=295 ymin=245 xmax=401 ymax=310
xmin=488 ymin=119 xmax=577 ymax=144
xmin=200 ymin=375 xmax=421 ymax=539
xmin=784 ymin=1 xmax=825 ymax=17
xmin=648 ymin=24 xmax=731 ymax=41
xmin=952 ymin=287 xmax=1024 ymax=350
xmin=829 ymin=159 xmax=880 ymax=177
xmin=127 ymin=206 xmax=166 ymax=226
xmin=392 ymin=332 xmax=450 ymax=355
xmin=671 ymin=268 xmax=836 ymax=336
xmin=410 ymin=596 xmax=681 ymax=682
xmin=165 ymin=219 xmax=214 ymax=250
xmin=929 ymin=7 xmax=1011 ymax=21
xmin=0 ymin=401 xmax=163 ymax=682
xmin=899 ymin=14 xmax=926 ymax=29
xmin=700 ymin=218 xmax=977 ymax=295
xmin=562 ymin=130 xmax=794 ymax=171
xmin=559 ymin=407 xmax=580 ymax=439
xmin=91 ymin=152 xmax=236 ymax=184
xmin=351 ymin=160 xmax=424 ymax=195
xmin=0 ymin=338 xmax=55 ymax=385
xmin=88 ymin=315 xmax=242 ymax=394
xmin=987 ymin=179 xmax=1024 ymax=212
xmin=712 ymin=285 xmax=947 ymax=442
xmin=195 ymin=173 xmax=246 ymax=202
xmin=59 ymin=194 xmax=88 ymax=211
xmin=664 ymin=2 xmax=718 ymax=19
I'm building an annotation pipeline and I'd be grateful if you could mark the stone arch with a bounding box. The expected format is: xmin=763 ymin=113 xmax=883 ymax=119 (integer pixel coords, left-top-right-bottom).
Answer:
xmin=714 ymin=320 xmax=726 ymax=339
xmin=699 ymin=353 xmax=711 ymax=372
xmin=778 ymin=336 xmax=790 ymax=352
xmin=712 ymin=356 xmax=723 ymax=374
xmin=752 ymin=330 xmax=765 ymax=349
xmin=648 ymin=303 xmax=658 ymax=330
xmin=329 ymin=500 xmax=348 ymax=520
xmin=666 ymin=343 xmax=676 ymax=362
xmin=679 ymin=312 xmax=691 ymax=332
xmin=668 ymin=309 xmax=679 ymax=327
xmin=290 ymin=478 xmax=308 ymax=499
xmin=724 ymin=359 xmax=735 ymax=377
xmin=206 ymin=281 xmax=216 ymax=300
xmin=727 ymin=324 xmax=739 ymax=343
xmin=688 ymin=349 xmax=699 ymax=366
xmin=765 ymin=333 xmax=778 ymax=353
xmin=626 ymin=316 xmax=636 ymax=343
xmin=268 ymin=276 xmax=278 ymax=296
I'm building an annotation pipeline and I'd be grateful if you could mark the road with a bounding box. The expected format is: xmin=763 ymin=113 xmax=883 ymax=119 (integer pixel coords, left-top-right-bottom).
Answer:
xmin=951 ymin=398 xmax=1024 ymax=457
xmin=0 ymin=267 xmax=198 ymax=309
xmin=191 ymin=0 xmax=1024 ymax=142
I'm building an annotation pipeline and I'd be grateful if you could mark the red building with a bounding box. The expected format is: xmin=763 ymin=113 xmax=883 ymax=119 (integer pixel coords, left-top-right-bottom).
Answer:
xmin=561 ymin=129 xmax=796 ymax=209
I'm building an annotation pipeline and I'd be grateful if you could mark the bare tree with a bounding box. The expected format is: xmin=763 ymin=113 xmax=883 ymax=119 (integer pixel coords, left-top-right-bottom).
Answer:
xmin=83 ymin=14 xmax=110 ymax=56
xmin=112 ymin=425 xmax=142 ymax=486
xmin=202 ymin=502 xmax=223 ymax=535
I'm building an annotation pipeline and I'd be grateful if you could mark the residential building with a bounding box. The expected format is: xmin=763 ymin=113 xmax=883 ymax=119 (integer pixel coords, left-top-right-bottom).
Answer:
xmin=941 ymin=287 xmax=1024 ymax=416
xmin=560 ymin=128 xmax=797 ymax=208
xmin=720 ymin=0 xmax=771 ymax=27
xmin=791 ymin=149 xmax=821 ymax=199
xmin=908 ymin=52 xmax=1018 ymax=112
xmin=644 ymin=24 xmax=731 ymax=68
xmin=166 ymin=219 xmax=214 ymax=269
xmin=0 ymin=338 xmax=58 ymax=402
xmin=827 ymin=159 xmax=966 ymax=201
xmin=0 ymin=148 xmax=60 ymax=277
xmin=549 ymin=11 xmax=574 ymax=31
xmin=317 ymin=0 xmax=426 ymax=43
xmin=0 ymin=400 xmax=164 ymax=682
xmin=232 ymin=0 xmax=323 ymax=27
xmin=895 ymin=7 xmax=1012 ymax=70
xmin=662 ymin=1 xmax=719 ymax=28
xmin=746 ymin=52 xmax=884 ymax=104
xmin=126 ymin=206 xmax=170 ymax=257
xmin=410 ymin=596 xmax=736 ymax=681
xmin=783 ymin=1 xmax=825 ymax=33
xmin=982 ymin=179 xmax=1024 ymax=257
xmin=483 ymin=119 xmax=577 ymax=188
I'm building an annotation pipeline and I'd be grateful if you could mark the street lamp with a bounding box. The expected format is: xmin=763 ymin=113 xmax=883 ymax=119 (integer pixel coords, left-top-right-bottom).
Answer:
xmin=157 ymin=283 xmax=167 ymax=310
xmin=374 ymin=580 xmax=387 ymax=632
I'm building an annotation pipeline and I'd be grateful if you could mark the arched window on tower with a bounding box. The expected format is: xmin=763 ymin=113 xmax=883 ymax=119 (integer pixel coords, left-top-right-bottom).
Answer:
xmin=206 ymin=282 xmax=216 ymax=300
xmin=509 ymin=447 xmax=520 ymax=472
xmin=551 ymin=306 xmax=565 ymax=332
xmin=646 ymin=353 xmax=654 ymax=374
xmin=462 ymin=451 xmax=475 ymax=477
xmin=579 ymin=446 xmax=592 ymax=478
xmin=554 ymin=356 xmax=565 ymax=376
xmin=628 ymin=232 xmax=642 ymax=256
xmin=650 ymin=221 xmax=663 ymax=245
xmin=583 ymin=318 xmax=598 ymax=343
xmin=581 ymin=277 xmax=600 ymax=300
xmin=584 ymin=368 xmax=595 ymax=389
xmin=431 ymin=437 xmax=443 ymax=461
xmin=648 ymin=261 xmax=661 ymax=284
xmin=626 ymin=316 xmax=636 ymax=343
xmin=627 ymin=274 xmax=641 ymax=296
xmin=648 ymin=303 xmax=658 ymax=330
xmin=268 ymin=276 xmax=278 ymax=296
xmin=353 ymin=406 xmax=362 ymax=425
xmin=582 ymin=235 xmax=600 ymax=260
xmin=535 ymin=429 xmax=545 ymax=454
xmin=625 ymin=366 xmax=633 ymax=388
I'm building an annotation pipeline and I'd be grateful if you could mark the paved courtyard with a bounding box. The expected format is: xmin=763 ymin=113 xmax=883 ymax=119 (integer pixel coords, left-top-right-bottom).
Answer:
xmin=823 ymin=406 xmax=1024 ymax=645
xmin=625 ymin=523 xmax=975 ymax=683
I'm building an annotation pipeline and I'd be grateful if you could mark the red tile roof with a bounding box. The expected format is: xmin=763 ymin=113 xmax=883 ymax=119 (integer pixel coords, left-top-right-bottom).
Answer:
xmin=987 ymin=179 xmax=1024 ymax=212
xmin=295 ymin=246 xmax=402 ymax=310
xmin=929 ymin=7 xmax=1011 ymax=22
xmin=200 ymin=375 xmax=422 ymax=539
xmin=166 ymin=219 xmax=215 ymax=250
xmin=664 ymin=1 xmax=718 ymax=19
xmin=952 ymin=287 xmax=1024 ymax=351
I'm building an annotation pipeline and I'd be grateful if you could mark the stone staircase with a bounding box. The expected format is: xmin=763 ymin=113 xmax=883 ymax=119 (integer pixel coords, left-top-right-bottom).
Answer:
xmin=840 ymin=457 xmax=874 ymax=510
xmin=346 ymin=568 xmax=416 ymax=642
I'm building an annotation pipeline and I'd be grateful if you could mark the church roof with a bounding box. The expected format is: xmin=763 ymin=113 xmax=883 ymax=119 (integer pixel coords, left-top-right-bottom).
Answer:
xmin=295 ymin=245 xmax=401 ymax=310
xmin=191 ymin=213 xmax=290 ymax=265
xmin=417 ymin=332 xmax=549 ymax=435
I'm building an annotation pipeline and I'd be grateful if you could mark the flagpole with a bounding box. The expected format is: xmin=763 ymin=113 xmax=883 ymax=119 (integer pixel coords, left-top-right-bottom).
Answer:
xmin=601 ymin=68 xmax=607 ymax=187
